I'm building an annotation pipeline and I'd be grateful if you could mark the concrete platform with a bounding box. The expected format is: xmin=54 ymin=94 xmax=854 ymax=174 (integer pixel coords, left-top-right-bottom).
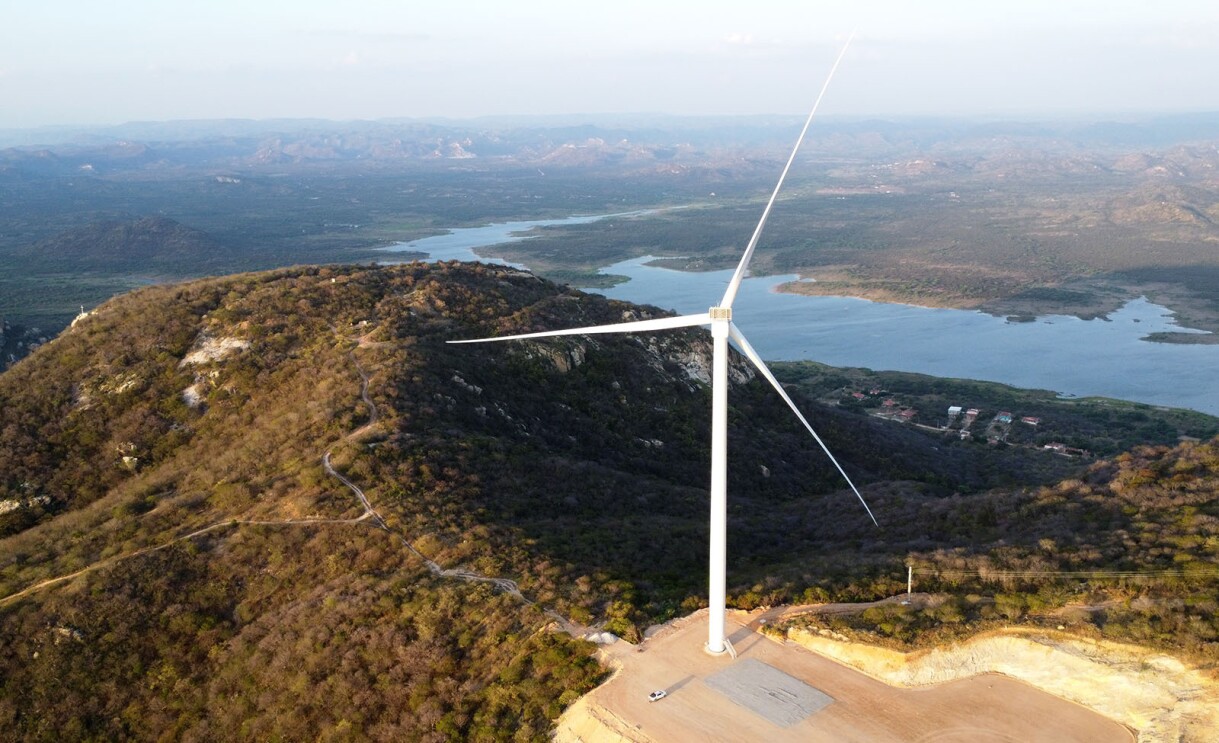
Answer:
xmin=705 ymin=657 xmax=833 ymax=726
xmin=564 ymin=611 xmax=1134 ymax=742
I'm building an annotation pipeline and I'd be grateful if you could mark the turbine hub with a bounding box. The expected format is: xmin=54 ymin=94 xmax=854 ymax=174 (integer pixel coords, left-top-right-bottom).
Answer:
xmin=709 ymin=306 xmax=732 ymax=321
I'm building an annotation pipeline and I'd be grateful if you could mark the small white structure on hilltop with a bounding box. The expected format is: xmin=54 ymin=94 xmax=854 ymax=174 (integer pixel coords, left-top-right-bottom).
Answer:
xmin=70 ymin=305 xmax=93 ymax=329
xmin=451 ymin=35 xmax=877 ymax=658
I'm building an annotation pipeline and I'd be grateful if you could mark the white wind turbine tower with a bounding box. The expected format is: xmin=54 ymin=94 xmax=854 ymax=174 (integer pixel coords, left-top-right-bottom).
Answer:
xmin=450 ymin=35 xmax=877 ymax=656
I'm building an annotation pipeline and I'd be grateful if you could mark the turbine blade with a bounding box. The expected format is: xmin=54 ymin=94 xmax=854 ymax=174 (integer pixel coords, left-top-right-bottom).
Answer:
xmin=728 ymin=323 xmax=878 ymax=526
xmin=720 ymin=31 xmax=857 ymax=309
xmin=448 ymin=312 xmax=712 ymax=344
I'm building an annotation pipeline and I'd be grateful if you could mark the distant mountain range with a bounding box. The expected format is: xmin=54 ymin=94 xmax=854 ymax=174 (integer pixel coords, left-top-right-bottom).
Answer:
xmin=4 ymin=112 xmax=1219 ymax=178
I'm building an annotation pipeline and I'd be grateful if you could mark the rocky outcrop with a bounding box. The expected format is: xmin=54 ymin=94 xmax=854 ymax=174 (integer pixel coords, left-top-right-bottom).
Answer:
xmin=178 ymin=332 xmax=251 ymax=407
xmin=179 ymin=334 xmax=250 ymax=366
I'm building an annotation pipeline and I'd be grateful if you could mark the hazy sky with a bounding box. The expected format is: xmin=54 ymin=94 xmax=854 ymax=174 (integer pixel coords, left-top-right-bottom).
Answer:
xmin=3 ymin=1 xmax=1218 ymax=128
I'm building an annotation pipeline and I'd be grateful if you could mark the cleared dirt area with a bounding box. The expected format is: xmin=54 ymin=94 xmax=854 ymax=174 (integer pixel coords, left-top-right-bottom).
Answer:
xmin=556 ymin=611 xmax=1133 ymax=743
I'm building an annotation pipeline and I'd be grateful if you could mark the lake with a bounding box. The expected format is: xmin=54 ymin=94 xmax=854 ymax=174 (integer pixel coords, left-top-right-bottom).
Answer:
xmin=380 ymin=212 xmax=650 ymax=267
xmin=381 ymin=215 xmax=1219 ymax=415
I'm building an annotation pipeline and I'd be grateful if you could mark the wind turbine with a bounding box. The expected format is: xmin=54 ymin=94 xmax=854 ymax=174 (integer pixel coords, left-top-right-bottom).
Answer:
xmin=450 ymin=35 xmax=877 ymax=656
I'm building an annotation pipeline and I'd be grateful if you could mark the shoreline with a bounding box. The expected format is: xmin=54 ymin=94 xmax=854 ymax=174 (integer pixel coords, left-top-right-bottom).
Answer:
xmin=774 ymin=276 xmax=1219 ymax=344
xmin=461 ymin=228 xmax=1219 ymax=345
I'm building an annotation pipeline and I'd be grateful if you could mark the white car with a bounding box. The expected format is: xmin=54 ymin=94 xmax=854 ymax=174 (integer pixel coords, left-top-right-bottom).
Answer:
xmin=648 ymin=690 xmax=667 ymax=702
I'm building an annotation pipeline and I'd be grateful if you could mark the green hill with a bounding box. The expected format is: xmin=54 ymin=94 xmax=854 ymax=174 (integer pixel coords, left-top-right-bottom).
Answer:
xmin=1 ymin=262 xmax=1216 ymax=740
xmin=16 ymin=216 xmax=227 ymax=271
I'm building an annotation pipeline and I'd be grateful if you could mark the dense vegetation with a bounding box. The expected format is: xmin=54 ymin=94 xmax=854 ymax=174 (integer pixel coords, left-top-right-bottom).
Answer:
xmin=0 ymin=528 xmax=604 ymax=741
xmin=0 ymin=263 xmax=643 ymax=740
xmin=783 ymin=437 xmax=1219 ymax=668
xmin=2 ymin=262 xmax=1217 ymax=739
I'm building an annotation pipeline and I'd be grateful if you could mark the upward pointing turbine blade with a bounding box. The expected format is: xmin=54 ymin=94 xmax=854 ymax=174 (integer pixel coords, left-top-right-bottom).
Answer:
xmin=720 ymin=31 xmax=857 ymax=310
xmin=448 ymin=312 xmax=712 ymax=344
xmin=728 ymin=323 xmax=879 ymax=526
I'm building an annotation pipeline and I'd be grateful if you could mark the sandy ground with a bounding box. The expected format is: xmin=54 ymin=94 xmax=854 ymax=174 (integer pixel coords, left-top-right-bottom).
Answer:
xmin=556 ymin=611 xmax=1134 ymax=743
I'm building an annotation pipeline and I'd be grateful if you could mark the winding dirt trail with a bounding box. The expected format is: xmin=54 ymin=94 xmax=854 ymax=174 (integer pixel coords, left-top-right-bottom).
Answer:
xmin=2 ymin=343 xmax=523 ymax=609
xmin=348 ymin=353 xmax=379 ymax=435
xmin=1 ymin=333 xmax=582 ymax=640
xmin=323 ymin=348 xmax=580 ymax=631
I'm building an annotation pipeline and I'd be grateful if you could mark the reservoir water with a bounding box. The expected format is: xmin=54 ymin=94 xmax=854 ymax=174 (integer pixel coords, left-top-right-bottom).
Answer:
xmin=381 ymin=212 xmax=648 ymax=267
xmin=381 ymin=216 xmax=1219 ymax=415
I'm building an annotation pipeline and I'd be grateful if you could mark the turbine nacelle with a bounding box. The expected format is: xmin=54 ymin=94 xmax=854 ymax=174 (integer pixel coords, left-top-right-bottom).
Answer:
xmin=709 ymin=307 xmax=731 ymax=340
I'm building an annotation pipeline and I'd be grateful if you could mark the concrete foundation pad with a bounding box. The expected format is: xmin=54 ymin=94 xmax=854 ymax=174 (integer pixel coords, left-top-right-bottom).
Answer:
xmin=705 ymin=657 xmax=833 ymax=726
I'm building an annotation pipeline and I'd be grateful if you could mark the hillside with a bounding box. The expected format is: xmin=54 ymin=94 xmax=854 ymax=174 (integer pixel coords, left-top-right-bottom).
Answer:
xmin=1 ymin=262 xmax=1217 ymax=739
xmin=0 ymin=261 xmax=970 ymax=739
xmin=15 ymin=216 xmax=227 ymax=272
